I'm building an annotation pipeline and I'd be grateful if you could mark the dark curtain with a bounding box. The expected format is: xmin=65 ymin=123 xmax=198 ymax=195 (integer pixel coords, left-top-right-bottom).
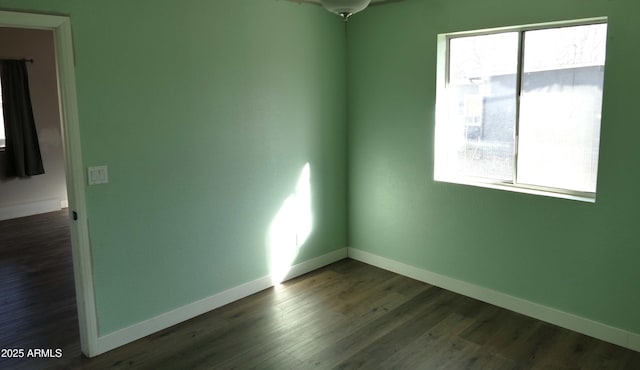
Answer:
xmin=1 ymin=59 xmax=44 ymax=177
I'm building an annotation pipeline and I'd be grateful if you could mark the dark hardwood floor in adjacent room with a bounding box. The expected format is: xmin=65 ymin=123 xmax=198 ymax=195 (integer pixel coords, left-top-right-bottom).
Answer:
xmin=0 ymin=210 xmax=80 ymax=370
xmin=2 ymin=210 xmax=640 ymax=369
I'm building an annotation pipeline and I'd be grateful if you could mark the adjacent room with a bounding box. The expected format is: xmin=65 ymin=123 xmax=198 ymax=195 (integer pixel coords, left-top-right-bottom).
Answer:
xmin=0 ymin=0 xmax=639 ymax=368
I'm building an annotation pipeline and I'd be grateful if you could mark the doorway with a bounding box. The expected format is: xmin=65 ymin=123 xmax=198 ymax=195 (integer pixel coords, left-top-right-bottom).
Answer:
xmin=0 ymin=11 xmax=96 ymax=357
xmin=0 ymin=26 xmax=77 ymax=369
xmin=0 ymin=27 xmax=67 ymax=219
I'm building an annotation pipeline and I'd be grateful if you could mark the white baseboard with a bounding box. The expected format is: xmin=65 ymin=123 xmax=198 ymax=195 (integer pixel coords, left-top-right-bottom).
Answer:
xmin=0 ymin=198 xmax=62 ymax=221
xmin=60 ymin=199 xmax=69 ymax=209
xmin=347 ymin=247 xmax=640 ymax=353
xmin=630 ymin=332 xmax=640 ymax=351
xmin=92 ymin=248 xmax=348 ymax=357
xmin=282 ymin=248 xmax=348 ymax=282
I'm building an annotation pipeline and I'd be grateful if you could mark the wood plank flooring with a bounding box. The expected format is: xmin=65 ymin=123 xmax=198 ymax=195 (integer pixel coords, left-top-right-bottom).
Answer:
xmin=0 ymin=209 xmax=80 ymax=370
xmin=1 ymin=210 xmax=640 ymax=369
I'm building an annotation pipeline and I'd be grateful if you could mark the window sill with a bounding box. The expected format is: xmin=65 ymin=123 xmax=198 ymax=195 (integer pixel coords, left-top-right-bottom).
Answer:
xmin=434 ymin=175 xmax=596 ymax=203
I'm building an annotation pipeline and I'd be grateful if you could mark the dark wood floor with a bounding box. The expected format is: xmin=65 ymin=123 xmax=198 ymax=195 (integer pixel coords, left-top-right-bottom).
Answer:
xmin=0 ymin=210 xmax=81 ymax=370
xmin=2 ymin=211 xmax=640 ymax=369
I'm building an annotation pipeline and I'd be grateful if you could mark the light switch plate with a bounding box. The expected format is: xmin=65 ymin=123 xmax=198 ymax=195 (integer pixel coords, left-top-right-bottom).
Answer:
xmin=88 ymin=165 xmax=108 ymax=185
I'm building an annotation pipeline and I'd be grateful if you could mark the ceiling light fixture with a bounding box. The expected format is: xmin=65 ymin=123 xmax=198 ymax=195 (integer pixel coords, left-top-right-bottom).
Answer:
xmin=319 ymin=0 xmax=371 ymax=21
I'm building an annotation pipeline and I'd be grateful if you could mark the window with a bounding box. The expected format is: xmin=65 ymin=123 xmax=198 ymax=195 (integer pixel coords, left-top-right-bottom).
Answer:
xmin=435 ymin=19 xmax=608 ymax=201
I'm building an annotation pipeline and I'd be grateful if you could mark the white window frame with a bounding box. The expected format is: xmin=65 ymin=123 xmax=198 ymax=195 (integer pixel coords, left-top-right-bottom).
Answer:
xmin=434 ymin=17 xmax=608 ymax=203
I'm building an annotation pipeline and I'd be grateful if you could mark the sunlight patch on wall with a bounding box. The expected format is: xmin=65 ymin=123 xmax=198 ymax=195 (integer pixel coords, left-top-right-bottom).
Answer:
xmin=268 ymin=163 xmax=312 ymax=285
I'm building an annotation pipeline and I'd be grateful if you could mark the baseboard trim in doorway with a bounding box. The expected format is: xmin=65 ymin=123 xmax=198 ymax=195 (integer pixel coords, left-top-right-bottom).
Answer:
xmin=0 ymin=198 xmax=64 ymax=221
xmin=347 ymin=247 xmax=640 ymax=353
xmin=93 ymin=248 xmax=348 ymax=356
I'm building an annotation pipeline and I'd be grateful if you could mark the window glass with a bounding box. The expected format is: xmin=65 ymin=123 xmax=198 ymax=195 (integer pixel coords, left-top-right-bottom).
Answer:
xmin=446 ymin=32 xmax=518 ymax=180
xmin=517 ymin=24 xmax=607 ymax=192
xmin=444 ymin=32 xmax=518 ymax=181
xmin=435 ymin=20 xmax=607 ymax=200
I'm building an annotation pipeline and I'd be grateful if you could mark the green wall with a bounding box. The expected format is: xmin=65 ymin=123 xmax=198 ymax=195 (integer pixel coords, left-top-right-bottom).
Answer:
xmin=0 ymin=0 xmax=347 ymax=335
xmin=348 ymin=0 xmax=640 ymax=334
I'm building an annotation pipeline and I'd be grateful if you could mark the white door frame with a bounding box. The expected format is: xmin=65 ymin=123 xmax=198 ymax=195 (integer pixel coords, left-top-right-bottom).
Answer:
xmin=0 ymin=10 xmax=98 ymax=356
